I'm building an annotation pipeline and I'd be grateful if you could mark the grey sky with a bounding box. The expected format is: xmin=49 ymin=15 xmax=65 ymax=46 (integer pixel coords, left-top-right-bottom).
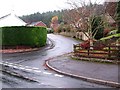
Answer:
xmin=0 ymin=0 xmax=106 ymax=17
xmin=0 ymin=0 xmax=69 ymax=17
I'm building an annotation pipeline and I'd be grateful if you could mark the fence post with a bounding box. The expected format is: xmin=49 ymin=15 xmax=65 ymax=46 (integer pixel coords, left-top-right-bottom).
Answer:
xmin=108 ymin=45 xmax=111 ymax=58
xmin=88 ymin=49 xmax=89 ymax=56
xmin=73 ymin=44 xmax=75 ymax=52
xmin=88 ymin=46 xmax=90 ymax=56
xmin=118 ymin=45 xmax=120 ymax=60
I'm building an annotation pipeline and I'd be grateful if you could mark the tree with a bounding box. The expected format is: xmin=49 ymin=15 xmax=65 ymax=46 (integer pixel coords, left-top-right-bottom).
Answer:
xmin=91 ymin=16 xmax=104 ymax=40
xmin=50 ymin=16 xmax=59 ymax=32
xmin=63 ymin=0 xmax=105 ymax=47
xmin=20 ymin=10 xmax=63 ymax=27
xmin=116 ymin=1 xmax=120 ymax=58
xmin=105 ymin=2 xmax=117 ymax=19
xmin=116 ymin=1 xmax=120 ymax=33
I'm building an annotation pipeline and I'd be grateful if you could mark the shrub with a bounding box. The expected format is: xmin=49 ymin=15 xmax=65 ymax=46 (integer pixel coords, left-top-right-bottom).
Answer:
xmin=103 ymin=28 xmax=110 ymax=36
xmin=1 ymin=26 xmax=47 ymax=47
xmin=57 ymin=25 xmax=63 ymax=33
xmin=80 ymin=40 xmax=91 ymax=49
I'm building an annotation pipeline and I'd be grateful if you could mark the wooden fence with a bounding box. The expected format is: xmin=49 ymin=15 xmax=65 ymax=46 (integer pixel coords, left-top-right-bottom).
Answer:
xmin=73 ymin=44 xmax=120 ymax=60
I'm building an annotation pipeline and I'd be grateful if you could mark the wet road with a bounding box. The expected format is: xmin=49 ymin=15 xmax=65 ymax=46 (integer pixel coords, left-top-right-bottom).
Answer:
xmin=1 ymin=34 xmax=111 ymax=88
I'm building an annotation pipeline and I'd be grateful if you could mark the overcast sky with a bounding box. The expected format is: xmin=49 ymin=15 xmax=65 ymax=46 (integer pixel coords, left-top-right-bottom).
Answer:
xmin=0 ymin=0 xmax=70 ymax=17
xmin=0 ymin=0 xmax=105 ymax=17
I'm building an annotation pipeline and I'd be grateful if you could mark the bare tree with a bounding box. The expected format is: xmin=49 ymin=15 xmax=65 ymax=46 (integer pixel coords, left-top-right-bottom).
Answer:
xmin=62 ymin=0 xmax=107 ymax=48
xmin=105 ymin=1 xmax=117 ymax=19
xmin=64 ymin=0 xmax=104 ymax=39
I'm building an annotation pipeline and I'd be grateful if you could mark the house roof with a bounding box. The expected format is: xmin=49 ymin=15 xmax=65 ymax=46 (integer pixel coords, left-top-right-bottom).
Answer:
xmin=105 ymin=13 xmax=115 ymax=24
xmin=0 ymin=13 xmax=26 ymax=27
xmin=35 ymin=21 xmax=47 ymax=27
xmin=0 ymin=14 xmax=11 ymax=20
xmin=28 ymin=21 xmax=47 ymax=27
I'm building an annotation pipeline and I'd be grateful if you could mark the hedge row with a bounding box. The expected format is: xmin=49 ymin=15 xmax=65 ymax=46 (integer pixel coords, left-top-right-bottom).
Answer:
xmin=0 ymin=26 xmax=47 ymax=47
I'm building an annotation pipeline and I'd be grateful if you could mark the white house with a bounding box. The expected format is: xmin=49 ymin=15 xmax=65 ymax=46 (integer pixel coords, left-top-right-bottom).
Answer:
xmin=0 ymin=13 xmax=26 ymax=27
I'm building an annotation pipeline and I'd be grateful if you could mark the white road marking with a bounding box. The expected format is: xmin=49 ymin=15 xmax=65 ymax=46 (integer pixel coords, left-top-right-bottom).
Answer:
xmin=54 ymin=74 xmax=64 ymax=77
xmin=43 ymin=72 xmax=52 ymax=75
xmin=41 ymin=83 xmax=44 ymax=84
xmin=3 ymin=63 xmax=7 ymax=66
xmin=7 ymin=64 xmax=13 ymax=67
xmin=24 ymin=66 xmax=30 ymax=68
xmin=13 ymin=66 xmax=18 ymax=68
xmin=32 ymin=67 xmax=40 ymax=70
xmin=33 ymin=70 xmax=41 ymax=73
xmin=19 ymin=67 xmax=26 ymax=70
xmin=0 ymin=62 xmax=2 ymax=64
xmin=25 ymin=68 xmax=33 ymax=71
xmin=2 ymin=61 xmax=64 ymax=78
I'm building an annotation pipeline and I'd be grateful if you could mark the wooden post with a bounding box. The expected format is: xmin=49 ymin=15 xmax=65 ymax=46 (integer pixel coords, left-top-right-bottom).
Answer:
xmin=88 ymin=49 xmax=90 ymax=56
xmin=108 ymin=45 xmax=111 ymax=58
xmin=79 ymin=44 xmax=80 ymax=56
xmin=73 ymin=44 xmax=76 ymax=56
xmin=118 ymin=45 xmax=120 ymax=60
xmin=73 ymin=44 xmax=75 ymax=52
xmin=79 ymin=45 xmax=81 ymax=50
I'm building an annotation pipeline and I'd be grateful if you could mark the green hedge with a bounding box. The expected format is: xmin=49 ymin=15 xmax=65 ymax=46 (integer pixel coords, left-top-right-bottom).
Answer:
xmin=0 ymin=26 xmax=47 ymax=47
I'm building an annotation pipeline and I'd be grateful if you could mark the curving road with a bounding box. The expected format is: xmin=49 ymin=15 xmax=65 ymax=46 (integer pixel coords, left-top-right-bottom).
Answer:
xmin=1 ymin=34 xmax=111 ymax=88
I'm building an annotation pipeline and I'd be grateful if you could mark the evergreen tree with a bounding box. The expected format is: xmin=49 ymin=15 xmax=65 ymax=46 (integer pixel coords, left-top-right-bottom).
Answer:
xmin=91 ymin=16 xmax=104 ymax=40
xmin=117 ymin=1 xmax=120 ymax=33
xmin=20 ymin=10 xmax=63 ymax=27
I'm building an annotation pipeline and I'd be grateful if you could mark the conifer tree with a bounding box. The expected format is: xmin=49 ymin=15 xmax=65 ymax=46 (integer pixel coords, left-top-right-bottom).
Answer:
xmin=117 ymin=1 xmax=120 ymax=33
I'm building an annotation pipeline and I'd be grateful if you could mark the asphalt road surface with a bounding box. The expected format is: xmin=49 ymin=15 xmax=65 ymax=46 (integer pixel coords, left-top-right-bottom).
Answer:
xmin=1 ymin=34 xmax=111 ymax=88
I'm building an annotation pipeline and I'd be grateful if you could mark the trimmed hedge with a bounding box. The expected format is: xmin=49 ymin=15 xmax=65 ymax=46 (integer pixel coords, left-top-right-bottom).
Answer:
xmin=0 ymin=26 xmax=47 ymax=47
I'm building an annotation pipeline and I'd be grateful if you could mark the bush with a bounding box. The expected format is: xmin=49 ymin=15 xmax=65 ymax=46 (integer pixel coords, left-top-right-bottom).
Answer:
xmin=103 ymin=28 xmax=110 ymax=36
xmin=80 ymin=40 xmax=90 ymax=49
xmin=1 ymin=26 xmax=47 ymax=47
xmin=57 ymin=23 xmax=64 ymax=33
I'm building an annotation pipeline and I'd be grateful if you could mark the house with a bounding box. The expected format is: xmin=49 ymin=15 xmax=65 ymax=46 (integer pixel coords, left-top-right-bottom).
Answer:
xmin=0 ymin=13 xmax=26 ymax=27
xmin=104 ymin=13 xmax=116 ymax=28
xmin=105 ymin=1 xmax=117 ymax=19
xmin=28 ymin=21 xmax=47 ymax=27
